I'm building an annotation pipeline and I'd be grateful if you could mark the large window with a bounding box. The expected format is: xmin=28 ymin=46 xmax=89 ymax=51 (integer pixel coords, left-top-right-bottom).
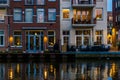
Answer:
xmin=13 ymin=8 xmax=22 ymax=22
xmin=13 ymin=31 xmax=22 ymax=46
xmin=48 ymin=31 xmax=55 ymax=47
xmin=37 ymin=0 xmax=45 ymax=5
xmin=95 ymin=8 xmax=103 ymax=20
xmin=48 ymin=9 xmax=56 ymax=21
xmin=0 ymin=31 xmax=4 ymax=46
xmin=25 ymin=8 xmax=33 ymax=22
xmin=25 ymin=0 xmax=33 ymax=5
xmin=0 ymin=9 xmax=6 ymax=22
xmin=37 ymin=9 xmax=44 ymax=23
xmin=62 ymin=9 xmax=70 ymax=19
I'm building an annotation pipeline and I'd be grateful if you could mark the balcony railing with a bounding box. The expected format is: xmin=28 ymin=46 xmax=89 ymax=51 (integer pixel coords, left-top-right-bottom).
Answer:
xmin=72 ymin=18 xmax=96 ymax=27
xmin=72 ymin=0 xmax=95 ymax=7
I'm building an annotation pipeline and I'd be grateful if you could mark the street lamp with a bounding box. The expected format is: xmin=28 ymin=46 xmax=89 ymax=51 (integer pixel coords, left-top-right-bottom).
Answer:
xmin=9 ymin=36 xmax=13 ymax=44
xmin=44 ymin=36 xmax=48 ymax=51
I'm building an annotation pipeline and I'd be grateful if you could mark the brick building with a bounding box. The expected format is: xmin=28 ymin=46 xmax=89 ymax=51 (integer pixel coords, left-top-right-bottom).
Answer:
xmin=6 ymin=0 xmax=60 ymax=53
xmin=112 ymin=0 xmax=120 ymax=46
xmin=0 ymin=0 xmax=9 ymax=51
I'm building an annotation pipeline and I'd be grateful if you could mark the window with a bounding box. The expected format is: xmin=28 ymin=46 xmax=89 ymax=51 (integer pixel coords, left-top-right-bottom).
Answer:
xmin=0 ymin=9 xmax=6 ymax=22
xmin=37 ymin=0 xmax=45 ymax=5
xmin=13 ymin=8 xmax=22 ymax=22
xmin=48 ymin=0 xmax=56 ymax=1
xmin=118 ymin=15 xmax=120 ymax=21
xmin=0 ymin=31 xmax=4 ymax=46
xmin=95 ymin=30 xmax=103 ymax=45
xmin=63 ymin=31 xmax=69 ymax=45
xmin=48 ymin=31 xmax=55 ymax=47
xmin=13 ymin=31 xmax=22 ymax=46
xmin=96 ymin=0 xmax=103 ymax=2
xmin=95 ymin=8 xmax=103 ymax=20
xmin=118 ymin=1 xmax=120 ymax=7
xmin=0 ymin=0 xmax=7 ymax=4
xmin=116 ymin=1 xmax=118 ymax=8
xmin=14 ymin=0 xmax=21 ymax=1
xmin=25 ymin=0 xmax=33 ymax=5
xmin=62 ymin=9 xmax=70 ymax=19
xmin=25 ymin=8 xmax=33 ymax=22
xmin=48 ymin=9 xmax=56 ymax=21
xmin=37 ymin=9 xmax=44 ymax=23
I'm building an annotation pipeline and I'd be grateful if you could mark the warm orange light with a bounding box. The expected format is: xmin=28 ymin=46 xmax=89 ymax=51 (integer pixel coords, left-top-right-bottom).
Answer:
xmin=9 ymin=36 xmax=13 ymax=43
xmin=44 ymin=36 xmax=48 ymax=43
xmin=8 ymin=68 xmax=13 ymax=79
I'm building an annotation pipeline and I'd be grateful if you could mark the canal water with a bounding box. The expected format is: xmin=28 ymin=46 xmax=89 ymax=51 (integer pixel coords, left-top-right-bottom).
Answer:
xmin=0 ymin=60 xmax=120 ymax=80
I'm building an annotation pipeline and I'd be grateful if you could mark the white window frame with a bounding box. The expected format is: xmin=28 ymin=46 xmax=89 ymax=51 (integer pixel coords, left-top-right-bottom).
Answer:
xmin=0 ymin=30 xmax=4 ymax=46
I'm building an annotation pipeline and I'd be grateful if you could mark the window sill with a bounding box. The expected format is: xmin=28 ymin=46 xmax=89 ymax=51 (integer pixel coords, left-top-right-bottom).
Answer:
xmin=11 ymin=46 xmax=22 ymax=48
xmin=62 ymin=18 xmax=70 ymax=21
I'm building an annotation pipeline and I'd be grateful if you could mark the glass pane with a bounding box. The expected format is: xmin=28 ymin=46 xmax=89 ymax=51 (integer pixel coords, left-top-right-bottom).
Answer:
xmin=26 ymin=36 xmax=28 ymax=50
xmin=48 ymin=36 xmax=54 ymax=46
xmin=76 ymin=37 xmax=82 ymax=47
xmin=0 ymin=36 xmax=3 ymax=45
xmin=36 ymin=36 xmax=39 ymax=50
xmin=37 ymin=9 xmax=44 ymax=22
xmin=14 ymin=9 xmax=22 ymax=21
xmin=0 ymin=31 xmax=4 ymax=34
xmin=37 ymin=0 xmax=44 ymax=5
xmin=30 ymin=36 xmax=34 ymax=50
xmin=84 ymin=36 xmax=89 ymax=45
xmin=48 ymin=9 xmax=56 ymax=21
xmin=14 ymin=36 xmax=21 ymax=46
xmin=25 ymin=9 xmax=33 ymax=22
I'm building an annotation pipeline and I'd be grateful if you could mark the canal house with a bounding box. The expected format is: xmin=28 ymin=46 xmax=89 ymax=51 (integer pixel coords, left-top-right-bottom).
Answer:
xmin=7 ymin=0 xmax=60 ymax=53
xmin=60 ymin=0 xmax=107 ymax=52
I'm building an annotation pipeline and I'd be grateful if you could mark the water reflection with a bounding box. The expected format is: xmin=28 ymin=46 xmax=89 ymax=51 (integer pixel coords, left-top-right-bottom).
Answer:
xmin=0 ymin=60 xmax=120 ymax=80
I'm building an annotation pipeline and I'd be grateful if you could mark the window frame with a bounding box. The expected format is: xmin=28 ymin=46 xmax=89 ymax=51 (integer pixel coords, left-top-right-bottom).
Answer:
xmin=13 ymin=8 xmax=22 ymax=22
xmin=0 ymin=30 xmax=4 ymax=46
xmin=13 ymin=31 xmax=22 ymax=46
xmin=48 ymin=8 xmax=56 ymax=21
xmin=25 ymin=8 xmax=33 ymax=23
xmin=37 ymin=8 xmax=45 ymax=23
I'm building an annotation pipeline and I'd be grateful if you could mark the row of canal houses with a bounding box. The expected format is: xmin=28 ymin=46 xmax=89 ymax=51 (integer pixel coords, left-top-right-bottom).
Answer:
xmin=0 ymin=0 xmax=108 ymax=53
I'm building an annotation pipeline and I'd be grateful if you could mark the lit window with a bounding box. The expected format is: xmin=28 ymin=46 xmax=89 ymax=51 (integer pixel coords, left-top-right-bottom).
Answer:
xmin=96 ymin=30 xmax=103 ymax=45
xmin=62 ymin=9 xmax=70 ymax=19
xmin=0 ymin=9 xmax=6 ymax=22
xmin=0 ymin=31 xmax=4 ymax=46
xmin=95 ymin=8 xmax=103 ymax=20
xmin=13 ymin=31 xmax=22 ymax=46
xmin=48 ymin=31 xmax=55 ymax=47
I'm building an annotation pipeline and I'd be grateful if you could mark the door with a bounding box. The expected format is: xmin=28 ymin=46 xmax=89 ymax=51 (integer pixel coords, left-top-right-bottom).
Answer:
xmin=26 ymin=31 xmax=43 ymax=53
xmin=29 ymin=35 xmax=40 ymax=52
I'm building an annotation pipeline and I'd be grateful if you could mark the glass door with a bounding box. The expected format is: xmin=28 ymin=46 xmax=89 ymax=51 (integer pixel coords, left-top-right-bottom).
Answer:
xmin=26 ymin=31 xmax=43 ymax=53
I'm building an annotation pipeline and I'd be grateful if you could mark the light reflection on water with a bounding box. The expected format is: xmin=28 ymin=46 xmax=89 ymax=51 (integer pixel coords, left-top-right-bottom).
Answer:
xmin=0 ymin=60 xmax=119 ymax=80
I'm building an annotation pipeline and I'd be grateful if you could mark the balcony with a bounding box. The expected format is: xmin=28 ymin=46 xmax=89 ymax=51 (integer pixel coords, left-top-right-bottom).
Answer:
xmin=72 ymin=0 xmax=95 ymax=8
xmin=72 ymin=18 xmax=96 ymax=28
xmin=0 ymin=0 xmax=9 ymax=7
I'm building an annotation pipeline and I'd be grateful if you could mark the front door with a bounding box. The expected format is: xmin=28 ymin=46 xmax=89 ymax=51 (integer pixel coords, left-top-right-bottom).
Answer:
xmin=29 ymin=35 xmax=39 ymax=52
xmin=26 ymin=31 xmax=44 ymax=53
